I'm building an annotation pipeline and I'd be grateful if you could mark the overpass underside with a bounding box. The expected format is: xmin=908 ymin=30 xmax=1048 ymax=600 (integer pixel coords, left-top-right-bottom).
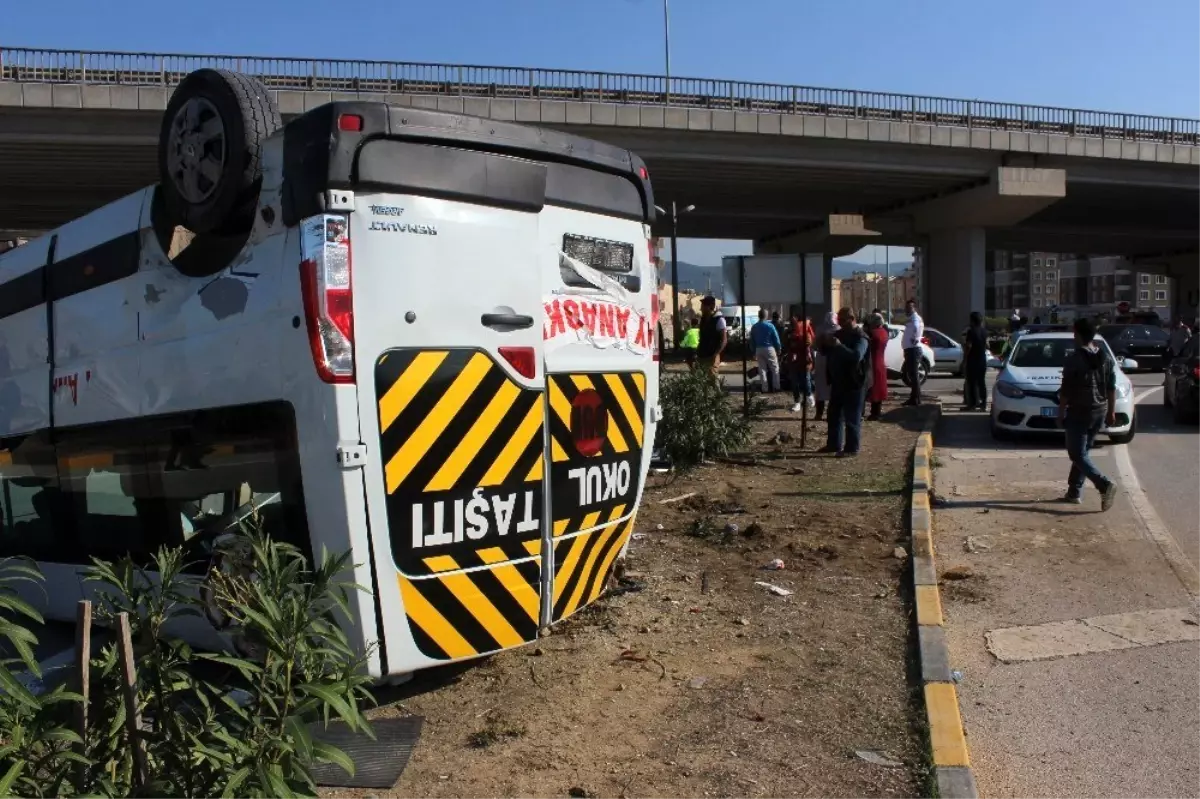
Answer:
xmin=0 ymin=88 xmax=1197 ymax=328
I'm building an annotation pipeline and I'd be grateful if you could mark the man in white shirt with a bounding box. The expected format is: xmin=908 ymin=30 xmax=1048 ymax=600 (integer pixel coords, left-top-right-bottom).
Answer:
xmin=902 ymin=299 xmax=924 ymax=406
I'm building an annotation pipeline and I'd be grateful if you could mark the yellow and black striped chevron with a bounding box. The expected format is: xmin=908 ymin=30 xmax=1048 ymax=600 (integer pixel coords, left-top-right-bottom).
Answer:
xmin=546 ymin=371 xmax=646 ymax=538
xmin=398 ymin=552 xmax=542 ymax=661
xmin=375 ymin=348 xmax=545 ymax=577
xmin=551 ymin=510 xmax=635 ymax=622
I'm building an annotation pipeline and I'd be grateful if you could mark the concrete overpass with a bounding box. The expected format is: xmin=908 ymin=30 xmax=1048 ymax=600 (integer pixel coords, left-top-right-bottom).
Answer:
xmin=1 ymin=47 xmax=1197 ymax=328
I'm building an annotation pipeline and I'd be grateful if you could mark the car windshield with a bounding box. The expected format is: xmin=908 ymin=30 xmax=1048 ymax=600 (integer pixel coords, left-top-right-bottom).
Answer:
xmin=1008 ymin=337 xmax=1115 ymax=368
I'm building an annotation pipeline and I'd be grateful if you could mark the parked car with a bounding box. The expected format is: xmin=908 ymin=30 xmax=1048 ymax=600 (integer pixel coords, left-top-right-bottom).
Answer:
xmin=988 ymin=332 xmax=1137 ymax=443
xmin=884 ymin=325 xmax=936 ymax=386
xmin=1098 ymin=324 xmax=1171 ymax=372
xmin=1163 ymin=335 xmax=1200 ymax=424
xmin=922 ymin=327 xmax=964 ymax=376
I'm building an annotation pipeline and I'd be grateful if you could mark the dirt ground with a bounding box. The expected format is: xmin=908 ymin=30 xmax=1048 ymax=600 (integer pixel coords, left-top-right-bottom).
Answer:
xmin=337 ymin=389 xmax=933 ymax=799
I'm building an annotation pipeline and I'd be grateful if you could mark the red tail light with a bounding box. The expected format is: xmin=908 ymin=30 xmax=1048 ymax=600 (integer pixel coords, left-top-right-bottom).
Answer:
xmin=300 ymin=214 xmax=354 ymax=384
xmin=1192 ymin=365 xmax=1200 ymax=379
xmin=338 ymin=113 xmax=364 ymax=132
xmin=499 ymin=346 xmax=537 ymax=379
xmin=921 ymin=336 xmax=930 ymax=346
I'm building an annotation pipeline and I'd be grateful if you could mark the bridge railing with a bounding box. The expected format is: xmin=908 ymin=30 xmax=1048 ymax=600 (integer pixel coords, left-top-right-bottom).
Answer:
xmin=1 ymin=47 xmax=1196 ymax=146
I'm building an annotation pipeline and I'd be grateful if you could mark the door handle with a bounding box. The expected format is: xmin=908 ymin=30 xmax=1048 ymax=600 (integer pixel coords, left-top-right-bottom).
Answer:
xmin=481 ymin=313 xmax=535 ymax=329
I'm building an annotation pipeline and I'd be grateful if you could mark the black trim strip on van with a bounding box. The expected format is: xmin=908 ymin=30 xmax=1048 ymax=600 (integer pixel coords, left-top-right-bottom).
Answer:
xmin=0 ymin=232 xmax=141 ymax=321
xmin=280 ymin=101 xmax=655 ymax=226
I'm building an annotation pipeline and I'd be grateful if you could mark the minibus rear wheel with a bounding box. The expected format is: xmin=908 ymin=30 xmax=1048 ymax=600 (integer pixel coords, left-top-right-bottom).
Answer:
xmin=158 ymin=68 xmax=281 ymax=235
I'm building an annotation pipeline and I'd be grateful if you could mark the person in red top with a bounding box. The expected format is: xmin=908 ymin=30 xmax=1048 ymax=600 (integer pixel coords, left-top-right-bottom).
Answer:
xmin=787 ymin=312 xmax=815 ymax=412
xmin=864 ymin=313 xmax=890 ymax=421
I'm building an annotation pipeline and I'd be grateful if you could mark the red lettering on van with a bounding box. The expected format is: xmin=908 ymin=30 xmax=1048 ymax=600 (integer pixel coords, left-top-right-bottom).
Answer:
xmin=615 ymin=308 xmax=631 ymax=338
xmin=544 ymin=300 xmax=566 ymax=339
xmin=563 ymin=300 xmax=583 ymax=330
xmin=580 ymin=302 xmax=598 ymax=335
xmin=597 ymin=304 xmax=615 ymax=337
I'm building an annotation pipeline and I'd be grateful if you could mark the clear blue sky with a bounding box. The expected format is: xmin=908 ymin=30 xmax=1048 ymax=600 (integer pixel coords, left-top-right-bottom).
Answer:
xmin=7 ymin=0 xmax=1196 ymax=264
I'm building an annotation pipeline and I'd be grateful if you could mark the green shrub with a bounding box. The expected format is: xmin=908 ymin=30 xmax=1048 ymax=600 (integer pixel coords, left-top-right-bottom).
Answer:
xmin=0 ymin=530 xmax=375 ymax=798
xmin=658 ymin=367 xmax=752 ymax=471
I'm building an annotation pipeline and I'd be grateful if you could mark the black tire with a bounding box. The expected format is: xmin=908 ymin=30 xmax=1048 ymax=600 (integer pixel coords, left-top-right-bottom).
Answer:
xmin=158 ymin=69 xmax=281 ymax=235
xmin=1164 ymin=381 xmax=1173 ymax=407
xmin=990 ymin=419 xmax=1011 ymax=441
xmin=900 ymin=360 xmax=929 ymax=387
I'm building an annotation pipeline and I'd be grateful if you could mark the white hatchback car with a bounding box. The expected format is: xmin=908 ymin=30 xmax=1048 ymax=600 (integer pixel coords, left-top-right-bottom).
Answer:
xmin=884 ymin=325 xmax=936 ymax=386
xmin=988 ymin=332 xmax=1137 ymax=443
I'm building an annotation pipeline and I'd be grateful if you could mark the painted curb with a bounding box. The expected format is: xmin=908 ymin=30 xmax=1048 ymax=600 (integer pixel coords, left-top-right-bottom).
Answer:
xmin=908 ymin=401 xmax=979 ymax=799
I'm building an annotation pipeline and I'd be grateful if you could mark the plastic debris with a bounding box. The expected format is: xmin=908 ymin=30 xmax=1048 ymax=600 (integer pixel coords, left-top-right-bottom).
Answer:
xmin=764 ymin=558 xmax=785 ymax=570
xmin=754 ymin=581 xmax=793 ymax=597
xmin=855 ymin=750 xmax=903 ymax=768
xmin=951 ymin=669 xmax=964 ymax=683
xmin=892 ymin=547 xmax=908 ymax=560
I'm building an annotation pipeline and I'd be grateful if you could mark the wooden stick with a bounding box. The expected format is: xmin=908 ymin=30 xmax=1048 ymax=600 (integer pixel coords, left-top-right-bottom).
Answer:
xmin=116 ymin=613 xmax=147 ymax=791
xmin=74 ymin=600 xmax=92 ymax=791
xmin=657 ymin=492 xmax=697 ymax=505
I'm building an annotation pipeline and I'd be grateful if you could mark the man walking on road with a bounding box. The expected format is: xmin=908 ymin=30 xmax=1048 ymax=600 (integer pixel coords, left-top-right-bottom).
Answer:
xmin=750 ymin=308 xmax=782 ymax=393
xmin=1057 ymin=317 xmax=1119 ymax=510
xmin=902 ymin=299 xmax=924 ymax=406
xmin=818 ymin=308 xmax=869 ymax=457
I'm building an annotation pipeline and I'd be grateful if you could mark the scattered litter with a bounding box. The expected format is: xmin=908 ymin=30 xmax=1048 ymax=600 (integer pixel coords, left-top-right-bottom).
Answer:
xmin=655 ymin=523 xmax=665 ymax=531
xmin=687 ymin=676 xmax=708 ymax=689
xmin=764 ymin=558 xmax=786 ymax=570
xmin=659 ymin=492 xmax=698 ymax=505
xmin=724 ymin=522 xmax=740 ymax=536
xmin=742 ymin=522 xmax=764 ymax=538
xmin=736 ymin=617 xmax=750 ymax=626
xmin=632 ymin=533 xmax=648 ymax=540
xmin=815 ymin=544 xmax=840 ymax=560
xmin=942 ymin=565 xmax=974 ymax=580
xmin=855 ymin=750 xmax=904 ymax=768
xmin=755 ymin=581 xmax=793 ymax=597
xmin=951 ymin=669 xmax=964 ymax=683
xmin=964 ymin=536 xmax=992 ymax=553
xmin=770 ymin=431 xmax=794 ymax=445
xmin=892 ymin=547 xmax=908 ymax=560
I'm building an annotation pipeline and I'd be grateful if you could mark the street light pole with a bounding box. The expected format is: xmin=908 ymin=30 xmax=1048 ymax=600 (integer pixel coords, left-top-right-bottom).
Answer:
xmin=663 ymin=0 xmax=671 ymax=103
xmin=670 ymin=201 xmax=680 ymax=352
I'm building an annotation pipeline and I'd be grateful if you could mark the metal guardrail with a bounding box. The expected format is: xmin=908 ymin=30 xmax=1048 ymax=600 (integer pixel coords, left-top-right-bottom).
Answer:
xmin=1 ymin=47 xmax=1197 ymax=146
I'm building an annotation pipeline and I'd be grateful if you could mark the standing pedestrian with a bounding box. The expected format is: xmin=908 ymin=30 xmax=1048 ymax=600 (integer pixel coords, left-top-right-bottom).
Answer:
xmin=750 ymin=308 xmax=782 ymax=393
xmin=902 ymin=299 xmax=924 ymax=406
xmin=962 ymin=311 xmax=989 ymax=411
xmin=812 ymin=310 xmax=837 ymax=420
xmin=1168 ymin=317 xmax=1192 ymax=359
xmin=695 ymin=296 xmax=728 ymax=378
xmin=788 ymin=312 xmax=815 ymax=412
xmin=818 ymin=308 xmax=869 ymax=457
xmin=1056 ymin=317 xmax=1119 ymax=510
xmin=864 ymin=313 xmax=889 ymax=420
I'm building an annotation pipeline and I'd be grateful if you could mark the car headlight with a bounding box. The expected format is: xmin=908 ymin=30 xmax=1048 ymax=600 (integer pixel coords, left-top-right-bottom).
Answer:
xmin=1116 ymin=382 xmax=1131 ymax=398
xmin=995 ymin=381 xmax=1025 ymax=399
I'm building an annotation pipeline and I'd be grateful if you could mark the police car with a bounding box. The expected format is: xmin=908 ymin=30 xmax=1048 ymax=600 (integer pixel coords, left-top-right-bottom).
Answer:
xmin=988 ymin=332 xmax=1137 ymax=443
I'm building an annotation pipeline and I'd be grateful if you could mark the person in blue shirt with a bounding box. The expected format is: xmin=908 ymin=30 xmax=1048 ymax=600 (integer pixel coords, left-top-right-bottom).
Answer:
xmin=750 ymin=308 xmax=782 ymax=393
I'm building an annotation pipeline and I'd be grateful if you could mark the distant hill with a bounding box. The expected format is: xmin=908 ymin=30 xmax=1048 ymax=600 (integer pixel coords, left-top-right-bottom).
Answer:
xmin=659 ymin=258 xmax=914 ymax=294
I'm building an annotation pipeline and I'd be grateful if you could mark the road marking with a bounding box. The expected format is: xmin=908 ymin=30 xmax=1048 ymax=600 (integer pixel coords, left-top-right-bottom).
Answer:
xmin=1133 ymin=386 xmax=1162 ymax=405
xmin=1112 ymin=442 xmax=1200 ymax=599
xmin=986 ymin=606 xmax=1200 ymax=663
xmin=1108 ymin=384 xmax=1200 ymax=599
xmin=948 ymin=449 xmax=1111 ymax=460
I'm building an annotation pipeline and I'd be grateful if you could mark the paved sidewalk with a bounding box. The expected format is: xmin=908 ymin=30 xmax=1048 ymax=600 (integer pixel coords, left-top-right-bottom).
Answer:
xmin=932 ymin=413 xmax=1200 ymax=799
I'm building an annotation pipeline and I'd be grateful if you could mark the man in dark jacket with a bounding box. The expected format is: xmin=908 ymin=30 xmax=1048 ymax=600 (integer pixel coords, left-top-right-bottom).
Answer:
xmin=1057 ymin=317 xmax=1119 ymax=510
xmin=818 ymin=308 xmax=870 ymax=457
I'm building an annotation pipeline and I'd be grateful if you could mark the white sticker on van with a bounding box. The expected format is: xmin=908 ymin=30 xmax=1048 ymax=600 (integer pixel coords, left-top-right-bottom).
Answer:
xmin=543 ymin=297 xmax=654 ymax=354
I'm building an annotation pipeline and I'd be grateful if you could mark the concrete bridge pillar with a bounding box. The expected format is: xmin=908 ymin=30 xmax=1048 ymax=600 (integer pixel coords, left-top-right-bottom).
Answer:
xmin=920 ymin=227 xmax=986 ymax=334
